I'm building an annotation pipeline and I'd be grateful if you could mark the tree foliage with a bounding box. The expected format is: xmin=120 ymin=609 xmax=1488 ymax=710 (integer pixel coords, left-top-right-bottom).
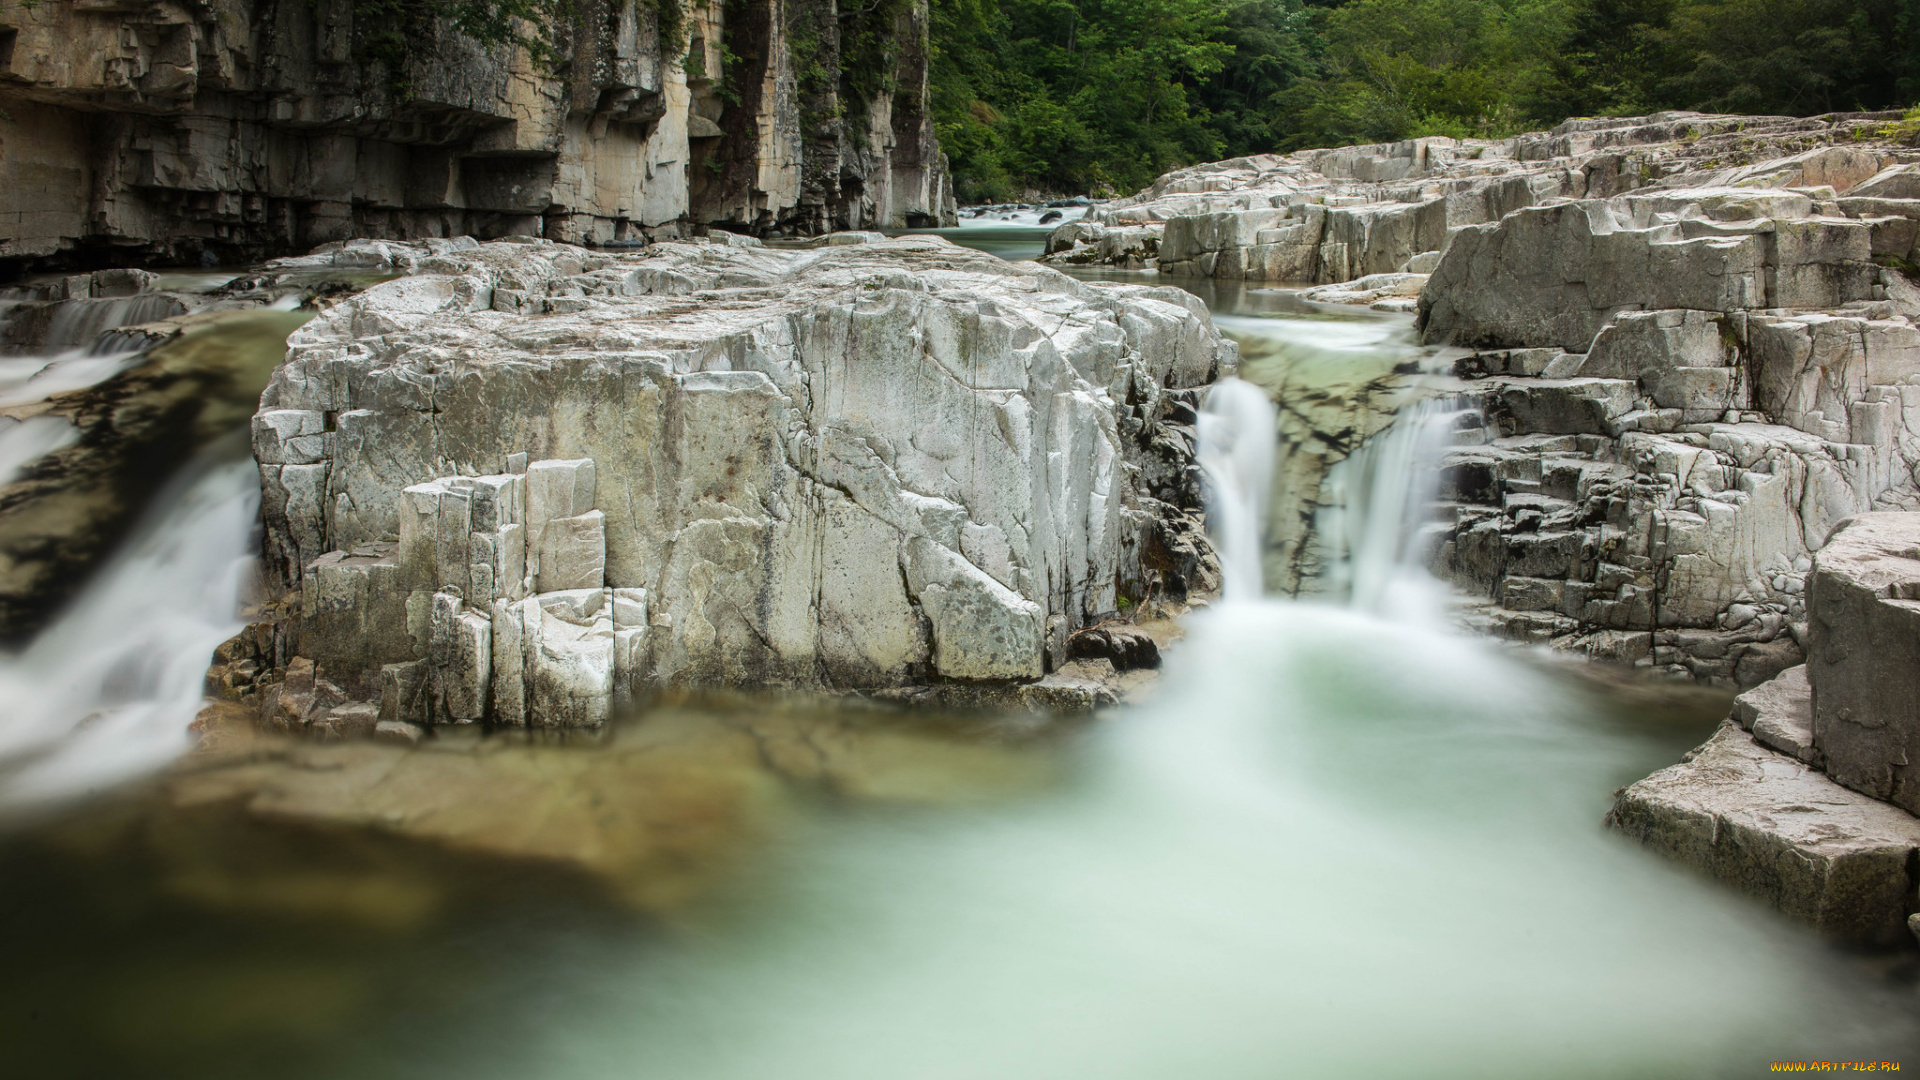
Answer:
xmin=929 ymin=0 xmax=1919 ymax=201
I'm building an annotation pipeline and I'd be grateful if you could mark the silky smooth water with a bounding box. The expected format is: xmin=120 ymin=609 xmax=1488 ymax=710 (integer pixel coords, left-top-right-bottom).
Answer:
xmin=1 ymin=233 xmax=1915 ymax=1077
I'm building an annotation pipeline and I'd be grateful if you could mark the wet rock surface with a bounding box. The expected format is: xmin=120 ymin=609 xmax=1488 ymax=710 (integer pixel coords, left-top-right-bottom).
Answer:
xmin=245 ymin=234 xmax=1227 ymax=730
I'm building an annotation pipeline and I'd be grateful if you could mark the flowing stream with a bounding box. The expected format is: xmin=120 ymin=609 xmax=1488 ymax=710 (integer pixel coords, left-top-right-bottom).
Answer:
xmin=0 ymin=279 xmax=294 ymax=807
xmin=1 ymin=229 xmax=1917 ymax=1076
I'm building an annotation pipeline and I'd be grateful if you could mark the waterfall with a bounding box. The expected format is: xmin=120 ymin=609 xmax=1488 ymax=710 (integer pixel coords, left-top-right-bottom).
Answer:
xmin=1195 ymin=378 xmax=1279 ymax=600
xmin=0 ymin=443 xmax=260 ymax=808
xmin=39 ymin=294 xmax=188 ymax=353
xmin=0 ymin=416 xmax=79 ymax=487
xmin=0 ymin=350 xmax=145 ymax=409
xmin=1198 ymin=375 xmax=1471 ymax=612
xmin=1313 ymin=397 xmax=1473 ymax=615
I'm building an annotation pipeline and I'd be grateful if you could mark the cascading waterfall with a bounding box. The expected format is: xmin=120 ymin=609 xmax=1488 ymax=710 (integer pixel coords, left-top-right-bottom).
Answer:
xmin=1195 ymin=378 xmax=1279 ymax=599
xmin=0 ymin=415 xmax=80 ymax=487
xmin=0 ymin=282 xmax=292 ymax=808
xmin=1313 ymin=395 xmax=1476 ymax=615
xmin=0 ymin=442 xmax=259 ymax=807
xmin=39 ymin=294 xmax=187 ymax=353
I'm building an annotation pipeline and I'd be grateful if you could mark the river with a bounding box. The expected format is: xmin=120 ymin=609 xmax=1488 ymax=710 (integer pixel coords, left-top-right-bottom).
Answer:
xmin=0 ymin=225 xmax=1916 ymax=1077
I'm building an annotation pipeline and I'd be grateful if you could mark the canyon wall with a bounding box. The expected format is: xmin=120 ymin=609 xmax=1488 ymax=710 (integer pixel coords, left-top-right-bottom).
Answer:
xmin=0 ymin=0 xmax=956 ymax=271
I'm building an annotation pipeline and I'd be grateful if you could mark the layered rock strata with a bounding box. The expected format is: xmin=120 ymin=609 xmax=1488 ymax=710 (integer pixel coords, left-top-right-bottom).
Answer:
xmin=1045 ymin=111 xmax=1917 ymax=292
xmin=1383 ymin=120 xmax=1920 ymax=687
xmin=250 ymin=235 xmax=1227 ymax=731
xmin=1611 ymin=513 xmax=1920 ymax=947
xmin=0 ymin=0 xmax=955 ymax=271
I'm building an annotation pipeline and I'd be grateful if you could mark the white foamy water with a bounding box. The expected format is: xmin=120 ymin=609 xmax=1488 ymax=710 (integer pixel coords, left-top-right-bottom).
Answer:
xmin=0 ymin=350 xmax=145 ymax=408
xmin=0 ymin=415 xmax=79 ymax=487
xmin=0 ymin=449 xmax=258 ymax=807
xmin=1197 ymin=377 xmax=1279 ymax=599
xmin=956 ymin=205 xmax=1091 ymax=229
xmin=1315 ymin=396 xmax=1472 ymax=616
xmin=293 ymin=295 xmax=1917 ymax=1080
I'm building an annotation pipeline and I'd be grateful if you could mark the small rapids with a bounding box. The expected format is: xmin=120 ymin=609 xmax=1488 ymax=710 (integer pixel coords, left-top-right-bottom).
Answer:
xmin=0 ymin=276 xmax=299 ymax=807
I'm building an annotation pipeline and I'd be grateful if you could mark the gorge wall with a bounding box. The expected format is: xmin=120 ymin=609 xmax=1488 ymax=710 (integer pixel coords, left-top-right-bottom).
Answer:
xmin=0 ymin=0 xmax=957 ymax=271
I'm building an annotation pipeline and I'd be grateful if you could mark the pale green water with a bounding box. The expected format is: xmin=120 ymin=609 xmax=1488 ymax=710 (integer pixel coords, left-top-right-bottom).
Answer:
xmin=0 ymin=233 xmax=1915 ymax=1077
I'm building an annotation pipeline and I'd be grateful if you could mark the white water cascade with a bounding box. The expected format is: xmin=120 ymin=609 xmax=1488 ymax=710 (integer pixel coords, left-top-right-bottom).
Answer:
xmin=0 ymin=445 xmax=259 ymax=806
xmin=0 ymin=446 xmax=259 ymax=807
xmin=1195 ymin=378 xmax=1280 ymax=599
xmin=1314 ymin=396 xmax=1474 ymax=616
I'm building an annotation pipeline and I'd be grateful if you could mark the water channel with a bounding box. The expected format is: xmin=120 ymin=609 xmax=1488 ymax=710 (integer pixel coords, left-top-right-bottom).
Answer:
xmin=0 ymin=223 xmax=1916 ymax=1077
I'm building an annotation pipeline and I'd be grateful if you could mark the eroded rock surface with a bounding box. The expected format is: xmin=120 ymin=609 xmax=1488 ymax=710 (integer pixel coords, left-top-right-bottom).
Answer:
xmin=1609 ymin=722 xmax=1920 ymax=947
xmin=1393 ymin=119 xmax=1920 ymax=687
xmin=1807 ymin=513 xmax=1920 ymax=814
xmin=1612 ymin=514 xmax=1920 ymax=947
xmin=0 ymin=0 xmax=956 ymax=271
xmin=1046 ymin=112 xmax=1916 ymax=293
xmin=249 ymin=235 xmax=1227 ymax=729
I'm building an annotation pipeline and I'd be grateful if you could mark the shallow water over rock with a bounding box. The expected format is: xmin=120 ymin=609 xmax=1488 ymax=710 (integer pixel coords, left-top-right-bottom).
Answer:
xmin=1 ymin=229 xmax=1917 ymax=1076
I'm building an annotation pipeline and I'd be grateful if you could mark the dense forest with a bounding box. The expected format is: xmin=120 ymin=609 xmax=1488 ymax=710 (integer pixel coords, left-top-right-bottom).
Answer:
xmin=928 ymin=0 xmax=1920 ymax=200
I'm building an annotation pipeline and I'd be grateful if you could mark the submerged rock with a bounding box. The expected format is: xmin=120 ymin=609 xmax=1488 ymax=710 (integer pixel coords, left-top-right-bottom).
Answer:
xmin=251 ymin=235 xmax=1228 ymax=729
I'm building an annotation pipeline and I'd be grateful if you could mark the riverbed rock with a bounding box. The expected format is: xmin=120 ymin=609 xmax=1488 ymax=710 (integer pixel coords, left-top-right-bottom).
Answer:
xmin=1608 ymin=722 xmax=1920 ymax=948
xmin=0 ymin=0 xmax=956 ymax=271
xmin=1384 ymin=114 xmax=1920 ymax=687
xmin=1611 ymin=514 xmax=1920 ymax=948
xmin=1044 ymin=112 xmax=1917 ymax=292
xmin=1807 ymin=513 xmax=1920 ymax=815
xmin=255 ymin=235 xmax=1227 ymax=727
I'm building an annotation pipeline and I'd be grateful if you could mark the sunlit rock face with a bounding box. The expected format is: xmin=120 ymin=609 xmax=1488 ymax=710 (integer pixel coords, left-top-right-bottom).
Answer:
xmin=254 ymin=235 xmax=1228 ymax=727
xmin=0 ymin=0 xmax=956 ymax=270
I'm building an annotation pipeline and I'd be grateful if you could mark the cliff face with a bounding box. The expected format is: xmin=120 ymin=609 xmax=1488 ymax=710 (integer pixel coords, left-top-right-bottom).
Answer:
xmin=0 ymin=0 xmax=956 ymax=270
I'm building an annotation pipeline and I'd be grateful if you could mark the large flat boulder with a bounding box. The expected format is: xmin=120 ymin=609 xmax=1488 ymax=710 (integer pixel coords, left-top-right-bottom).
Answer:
xmin=1609 ymin=722 xmax=1920 ymax=947
xmin=254 ymin=236 xmax=1229 ymax=728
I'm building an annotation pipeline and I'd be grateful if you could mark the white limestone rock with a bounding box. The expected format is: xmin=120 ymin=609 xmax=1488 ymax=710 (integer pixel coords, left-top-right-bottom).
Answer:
xmin=1808 ymin=513 xmax=1920 ymax=815
xmin=1609 ymin=722 xmax=1920 ymax=947
xmin=264 ymin=236 xmax=1228 ymax=726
